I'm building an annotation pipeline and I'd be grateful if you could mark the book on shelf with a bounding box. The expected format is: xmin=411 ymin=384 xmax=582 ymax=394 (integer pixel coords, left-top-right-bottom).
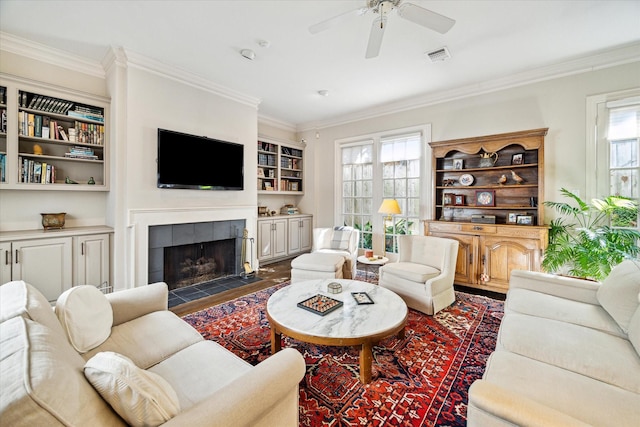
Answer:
xmin=0 ymin=153 xmax=5 ymax=182
xmin=0 ymin=86 xmax=5 ymax=105
xmin=1 ymin=109 xmax=6 ymax=133
xmin=58 ymin=126 xmax=68 ymax=141
xmin=67 ymin=110 xmax=104 ymax=122
xmin=34 ymin=115 xmax=42 ymax=137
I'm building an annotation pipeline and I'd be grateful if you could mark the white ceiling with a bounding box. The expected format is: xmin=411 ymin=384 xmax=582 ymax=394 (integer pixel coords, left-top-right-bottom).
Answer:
xmin=1 ymin=1 xmax=639 ymax=130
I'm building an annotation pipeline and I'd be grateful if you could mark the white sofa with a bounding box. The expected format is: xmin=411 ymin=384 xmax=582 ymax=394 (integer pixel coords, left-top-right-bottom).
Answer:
xmin=468 ymin=260 xmax=640 ymax=426
xmin=311 ymin=226 xmax=360 ymax=279
xmin=0 ymin=280 xmax=305 ymax=427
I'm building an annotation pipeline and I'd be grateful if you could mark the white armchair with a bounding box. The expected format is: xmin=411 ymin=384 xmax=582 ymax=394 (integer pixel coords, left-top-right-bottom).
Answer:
xmin=378 ymin=235 xmax=459 ymax=315
xmin=311 ymin=227 xmax=360 ymax=279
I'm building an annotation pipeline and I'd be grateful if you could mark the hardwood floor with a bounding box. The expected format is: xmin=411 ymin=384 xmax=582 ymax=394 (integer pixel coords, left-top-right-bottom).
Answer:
xmin=169 ymin=259 xmax=293 ymax=317
xmin=169 ymin=257 xmax=506 ymax=317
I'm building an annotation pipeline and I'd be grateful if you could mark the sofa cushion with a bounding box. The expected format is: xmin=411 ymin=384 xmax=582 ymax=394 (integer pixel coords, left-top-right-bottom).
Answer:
xmin=0 ymin=280 xmax=65 ymax=337
xmin=505 ymin=288 xmax=625 ymax=337
xmin=82 ymin=310 xmax=204 ymax=369
xmin=481 ymin=350 xmax=640 ymax=426
xmin=148 ymin=340 xmax=252 ymax=410
xmin=84 ymin=352 xmax=180 ymax=427
xmin=628 ymin=293 xmax=640 ymax=356
xmin=56 ymin=285 xmax=113 ymax=353
xmin=0 ymin=316 xmax=124 ymax=426
xmin=596 ymin=260 xmax=640 ymax=333
xmin=496 ymin=312 xmax=640 ymax=393
xmin=291 ymin=252 xmax=345 ymax=272
xmin=381 ymin=262 xmax=440 ymax=283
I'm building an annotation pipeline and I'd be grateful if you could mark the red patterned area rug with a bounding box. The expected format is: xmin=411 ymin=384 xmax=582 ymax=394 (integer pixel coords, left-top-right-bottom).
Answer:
xmin=182 ymin=279 xmax=504 ymax=426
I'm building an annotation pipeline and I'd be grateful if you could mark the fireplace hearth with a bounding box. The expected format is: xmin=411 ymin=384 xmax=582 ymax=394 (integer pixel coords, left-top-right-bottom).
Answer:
xmin=148 ymin=219 xmax=245 ymax=290
xmin=164 ymin=239 xmax=235 ymax=290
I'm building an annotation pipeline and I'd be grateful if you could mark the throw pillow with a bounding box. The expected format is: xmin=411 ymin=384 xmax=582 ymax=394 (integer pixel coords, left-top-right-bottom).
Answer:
xmin=596 ymin=260 xmax=640 ymax=333
xmin=56 ymin=285 xmax=113 ymax=353
xmin=330 ymin=226 xmax=352 ymax=250
xmin=84 ymin=352 xmax=181 ymax=427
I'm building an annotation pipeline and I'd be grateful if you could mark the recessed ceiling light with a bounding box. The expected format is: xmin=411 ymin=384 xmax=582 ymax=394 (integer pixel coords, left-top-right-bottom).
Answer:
xmin=318 ymin=90 xmax=329 ymax=97
xmin=257 ymin=39 xmax=270 ymax=48
xmin=240 ymin=49 xmax=255 ymax=60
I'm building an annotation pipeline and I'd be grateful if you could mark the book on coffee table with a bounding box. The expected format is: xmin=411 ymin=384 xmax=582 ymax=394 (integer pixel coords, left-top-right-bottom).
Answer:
xmin=297 ymin=294 xmax=343 ymax=316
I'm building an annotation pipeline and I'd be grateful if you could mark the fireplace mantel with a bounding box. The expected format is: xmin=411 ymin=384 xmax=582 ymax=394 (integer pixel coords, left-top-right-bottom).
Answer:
xmin=128 ymin=206 xmax=257 ymax=288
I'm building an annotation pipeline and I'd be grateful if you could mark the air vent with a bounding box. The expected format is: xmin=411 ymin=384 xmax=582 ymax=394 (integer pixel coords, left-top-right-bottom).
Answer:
xmin=426 ymin=47 xmax=451 ymax=62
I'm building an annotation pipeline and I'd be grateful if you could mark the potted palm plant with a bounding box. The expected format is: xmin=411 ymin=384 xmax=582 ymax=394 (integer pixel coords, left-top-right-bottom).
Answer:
xmin=542 ymin=188 xmax=640 ymax=281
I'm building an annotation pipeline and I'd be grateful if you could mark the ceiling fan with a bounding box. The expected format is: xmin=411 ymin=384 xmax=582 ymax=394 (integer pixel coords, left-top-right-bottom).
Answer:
xmin=309 ymin=0 xmax=455 ymax=59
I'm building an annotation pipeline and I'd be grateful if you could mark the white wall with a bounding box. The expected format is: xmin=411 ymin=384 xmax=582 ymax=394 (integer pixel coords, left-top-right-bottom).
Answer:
xmin=299 ymin=61 xmax=640 ymax=229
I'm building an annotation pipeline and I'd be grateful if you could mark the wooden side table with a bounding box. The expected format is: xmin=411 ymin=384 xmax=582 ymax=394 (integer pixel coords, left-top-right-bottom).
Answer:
xmin=357 ymin=255 xmax=389 ymax=281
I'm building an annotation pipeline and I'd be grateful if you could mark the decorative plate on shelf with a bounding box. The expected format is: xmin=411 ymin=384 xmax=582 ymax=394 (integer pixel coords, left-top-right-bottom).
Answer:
xmin=459 ymin=174 xmax=474 ymax=186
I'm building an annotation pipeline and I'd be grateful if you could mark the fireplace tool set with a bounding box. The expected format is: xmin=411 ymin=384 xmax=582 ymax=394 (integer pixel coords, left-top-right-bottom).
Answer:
xmin=241 ymin=229 xmax=255 ymax=279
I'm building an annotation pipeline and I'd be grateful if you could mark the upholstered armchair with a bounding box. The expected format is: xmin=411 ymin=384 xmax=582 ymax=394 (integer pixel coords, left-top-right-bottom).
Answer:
xmin=311 ymin=227 xmax=360 ymax=279
xmin=378 ymin=235 xmax=459 ymax=315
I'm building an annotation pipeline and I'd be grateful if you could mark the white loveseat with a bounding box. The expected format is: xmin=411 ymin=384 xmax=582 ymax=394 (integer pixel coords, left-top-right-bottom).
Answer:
xmin=468 ymin=260 xmax=640 ymax=426
xmin=0 ymin=280 xmax=305 ymax=427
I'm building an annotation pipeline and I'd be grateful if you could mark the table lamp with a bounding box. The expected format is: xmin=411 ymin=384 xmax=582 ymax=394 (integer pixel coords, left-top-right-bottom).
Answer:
xmin=378 ymin=199 xmax=401 ymax=257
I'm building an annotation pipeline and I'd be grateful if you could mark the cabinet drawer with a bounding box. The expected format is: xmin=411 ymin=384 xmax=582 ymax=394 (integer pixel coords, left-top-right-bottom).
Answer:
xmin=461 ymin=224 xmax=497 ymax=234
xmin=426 ymin=222 xmax=461 ymax=233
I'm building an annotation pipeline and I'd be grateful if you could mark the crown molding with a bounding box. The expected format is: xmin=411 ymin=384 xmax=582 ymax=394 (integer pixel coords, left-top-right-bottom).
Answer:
xmin=0 ymin=32 xmax=106 ymax=78
xmin=103 ymin=47 xmax=261 ymax=110
xmin=258 ymin=113 xmax=297 ymax=133
xmin=297 ymin=41 xmax=640 ymax=132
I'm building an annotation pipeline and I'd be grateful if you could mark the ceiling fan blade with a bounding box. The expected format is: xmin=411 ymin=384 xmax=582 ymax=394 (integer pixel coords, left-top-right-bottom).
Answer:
xmin=397 ymin=3 xmax=455 ymax=34
xmin=365 ymin=17 xmax=386 ymax=59
xmin=309 ymin=7 xmax=368 ymax=34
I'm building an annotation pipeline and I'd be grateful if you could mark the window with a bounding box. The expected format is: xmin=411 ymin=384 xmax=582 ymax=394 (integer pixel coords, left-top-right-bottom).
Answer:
xmin=341 ymin=142 xmax=374 ymax=249
xmin=337 ymin=126 xmax=430 ymax=256
xmin=587 ymin=91 xmax=640 ymax=230
xmin=380 ymin=133 xmax=422 ymax=253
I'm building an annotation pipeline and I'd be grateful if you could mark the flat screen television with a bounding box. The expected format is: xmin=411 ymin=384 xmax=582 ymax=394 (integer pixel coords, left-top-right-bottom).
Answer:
xmin=157 ymin=128 xmax=244 ymax=190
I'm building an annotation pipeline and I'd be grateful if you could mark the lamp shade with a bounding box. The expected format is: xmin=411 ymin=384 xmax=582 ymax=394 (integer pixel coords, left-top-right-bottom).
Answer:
xmin=378 ymin=199 xmax=401 ymax=215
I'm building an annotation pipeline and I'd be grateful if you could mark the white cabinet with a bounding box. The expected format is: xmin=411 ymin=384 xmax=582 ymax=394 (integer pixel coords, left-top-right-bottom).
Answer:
xmin=0 ymin=242 xmax=13 ymax=285
xmin=74 ymin=233 xmax=110 ymax=287
xmin=257 ymin=215 xmax=313 ymax=264
xmin=0 ymin=226 xmax=112 ymax=302
xmin=4 ymin=237 xmax=73 ymax=302
xmin=288 ymin=215 xmax=312 ymax=255
xmin=258 ymin=218 xmax=288 ymax=261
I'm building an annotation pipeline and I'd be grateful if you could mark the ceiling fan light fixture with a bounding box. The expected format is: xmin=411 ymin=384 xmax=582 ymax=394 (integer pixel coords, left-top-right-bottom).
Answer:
xmin=426 ymin=46 xmax=451 ymax=62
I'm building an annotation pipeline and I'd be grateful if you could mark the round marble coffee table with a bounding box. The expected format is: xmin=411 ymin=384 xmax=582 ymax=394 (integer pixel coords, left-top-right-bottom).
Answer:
xmin=266 ymin=279 xmax=408 ymax=384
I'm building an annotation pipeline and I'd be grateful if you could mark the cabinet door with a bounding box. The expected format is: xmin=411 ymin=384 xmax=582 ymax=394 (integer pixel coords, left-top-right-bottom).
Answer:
xmin=299 ymin=216 xmax=312 ymax=252
xmin=75 ymin=234 xmax=109 ymax=287
xmin=258 ymin=220 xmax=275 ymax=260
xmin=480 ymin=236 xmax=541 ymax=291
xmin=431 ymin=232 xmax=478 ymax=286
xmin=0 ymin=242 xmax=11 ymax=285
xmin=12 ymin=237 xmax=72 ymax=302
xmin=273 ymin=219 xmax=288 ymax=258
xmin=288 ymin=218 xmax=302 ymax=255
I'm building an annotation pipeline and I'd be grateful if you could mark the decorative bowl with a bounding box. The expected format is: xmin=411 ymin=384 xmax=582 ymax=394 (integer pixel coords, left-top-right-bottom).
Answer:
xmin=41 ymin=213 xmax=66 ymax=230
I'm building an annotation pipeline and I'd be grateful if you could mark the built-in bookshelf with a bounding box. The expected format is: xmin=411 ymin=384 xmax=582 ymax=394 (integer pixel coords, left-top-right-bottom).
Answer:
xmin=0 ymin=75 xmax=109 ymax=191
xmin=257 ymin=138 xmax=304 ymax=194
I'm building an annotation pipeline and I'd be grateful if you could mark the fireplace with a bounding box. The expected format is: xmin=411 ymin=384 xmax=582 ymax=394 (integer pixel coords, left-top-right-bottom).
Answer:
xmin=148 ymin=219 xmax=245 ymax=290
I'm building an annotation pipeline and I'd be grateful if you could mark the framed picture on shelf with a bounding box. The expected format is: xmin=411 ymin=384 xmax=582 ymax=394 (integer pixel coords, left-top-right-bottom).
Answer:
xmin=257 ymin=168 xmax=265 ymax=177
xmin=290 ymin=182 xmax=299 ymax=191
xmin=507 ymin=212 xmax=520 ymax=224
xmin=453 ymin=158 xmax=464 ymax=170
xmin=511 ymin=153 xmax=524 ymax=165
xmin=454 ymin=194 xmax=465 ymax=206
xmin=516 ymin=214 xmax=534 ymax=225
xmin=475 ymin=190 xmax=495 ymax=207
xmin=443 ymin=193 xmax=453 ymax=205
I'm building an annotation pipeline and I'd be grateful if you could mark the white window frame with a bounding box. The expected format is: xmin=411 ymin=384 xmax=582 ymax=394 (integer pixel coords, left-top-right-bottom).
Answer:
xmin=586 ymin=88 xmax=640 ymax=229
xmin=334 ymin=124 xmax=432 ymax=259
